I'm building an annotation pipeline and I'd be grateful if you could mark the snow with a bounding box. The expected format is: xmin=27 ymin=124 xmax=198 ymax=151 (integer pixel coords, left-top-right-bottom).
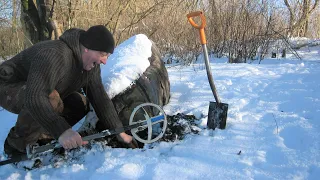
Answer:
xmin=101 ymin=34 xmax=152 ymax=99
xmin=289 ymin=37 xmax=320 ymax=48
xmin=1 ymin=35 xmax=320 ymax=179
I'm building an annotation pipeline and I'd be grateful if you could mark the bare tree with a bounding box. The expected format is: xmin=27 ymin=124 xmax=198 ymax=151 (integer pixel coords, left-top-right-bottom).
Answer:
xmin=0 ymin=0 xmax=24 ymax=58
xmin=205 ymin=0 xmax=283 ymax=63
xmin=20 ymin=0 xmax=60 ymax=45
xmin=284 ymin=0 xmax=320 ymax=37
xmin=1 ymin=0 xmax=320 ymax=64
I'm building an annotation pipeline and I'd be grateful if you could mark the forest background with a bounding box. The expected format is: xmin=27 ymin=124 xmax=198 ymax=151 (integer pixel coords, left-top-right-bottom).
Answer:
xmin=0 ymin=0 xmax=319 ymax=63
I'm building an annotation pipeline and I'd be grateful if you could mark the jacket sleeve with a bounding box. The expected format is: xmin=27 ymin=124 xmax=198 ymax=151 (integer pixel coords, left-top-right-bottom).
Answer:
xmin=24 ymin=49 xmax=71 ymax=139
xmin=86 ymin=66 xmax=123 ymax=130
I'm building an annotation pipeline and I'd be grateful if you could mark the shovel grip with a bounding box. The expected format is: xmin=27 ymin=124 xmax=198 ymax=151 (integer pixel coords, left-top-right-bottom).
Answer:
xmin=187 ymin=11 xmax=207 ymax=45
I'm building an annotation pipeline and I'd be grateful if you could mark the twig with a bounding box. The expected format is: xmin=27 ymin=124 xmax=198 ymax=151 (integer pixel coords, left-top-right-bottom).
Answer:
xmin=260 ymin=13 xmax=302 ymax=60
xmin=272 ymin=113 xmax=279 ymax=134
xmin=269 ymin=28 xmax=302 ymax=60
xmin=1 ymin=18 xmax=33 ymax=46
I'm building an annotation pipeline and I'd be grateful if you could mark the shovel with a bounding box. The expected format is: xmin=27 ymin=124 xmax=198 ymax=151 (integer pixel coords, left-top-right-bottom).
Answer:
xmin=187 ymin=11 xmax=228 ymax=130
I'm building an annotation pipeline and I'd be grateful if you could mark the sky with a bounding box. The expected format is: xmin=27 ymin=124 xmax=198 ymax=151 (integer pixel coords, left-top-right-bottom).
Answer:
xmin=0 ymin=35 xmax=320 ymax=179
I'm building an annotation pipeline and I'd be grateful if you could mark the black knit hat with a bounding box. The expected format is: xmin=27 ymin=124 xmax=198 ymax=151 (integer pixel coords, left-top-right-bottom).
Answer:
xmin=80 ymin=25 xmax=115 ymax=53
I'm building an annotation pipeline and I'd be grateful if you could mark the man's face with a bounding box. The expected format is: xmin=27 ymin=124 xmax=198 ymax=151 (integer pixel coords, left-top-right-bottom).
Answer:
xmin=82 ymin=49 xmax=110 ymax=71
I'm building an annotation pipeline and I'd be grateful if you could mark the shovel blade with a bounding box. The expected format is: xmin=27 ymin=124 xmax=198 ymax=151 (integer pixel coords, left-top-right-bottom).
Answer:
xmin=207 ymin=102 xmax=228 ymax=130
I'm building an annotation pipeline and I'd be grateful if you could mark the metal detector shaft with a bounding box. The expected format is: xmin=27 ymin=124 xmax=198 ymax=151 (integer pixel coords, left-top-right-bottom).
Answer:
xmin=32 ymin=114 xmax=165 ymax=155
xmin=33 ymin=121 xmax=144 ymax=154
xmin=0 ymin=155 xmax=29 ymax=166
xmin=0 ymin=114 xmax=165 ymax=166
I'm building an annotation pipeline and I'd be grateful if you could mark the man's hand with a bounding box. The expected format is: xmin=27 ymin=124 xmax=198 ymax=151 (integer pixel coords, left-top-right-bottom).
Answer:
xmin=117 ymin=132 xmax=139 ymax=149
xmin=58 ymin=128 xmax=88 ymax=149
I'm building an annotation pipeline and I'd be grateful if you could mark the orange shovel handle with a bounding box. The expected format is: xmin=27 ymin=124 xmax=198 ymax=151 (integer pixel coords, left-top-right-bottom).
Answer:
xmin=187 ymin=11 xmax=207 ymax=44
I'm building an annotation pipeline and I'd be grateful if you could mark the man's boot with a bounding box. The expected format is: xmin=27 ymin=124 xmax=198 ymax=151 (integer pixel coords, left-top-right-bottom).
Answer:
xmin=4 ymin=90 xmax=64 ymax=159
xmin=4 ymin=108 xmax=43 ymax=158
xmin=4 ymin=90 xmax=89 ymax=161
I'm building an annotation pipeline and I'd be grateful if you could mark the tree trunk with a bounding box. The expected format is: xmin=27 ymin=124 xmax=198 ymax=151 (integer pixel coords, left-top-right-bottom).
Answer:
xmin=284 ymin=0 xmax=319 ymax=37
xmin=20 ymin=0 xmax=42 ymax=45
xmin=20 ymin=0 xmax=57 ymax=45
xmin=12 ymin=0 xmax=17 ymax=30
xmin=303 ymin=18 xmax=309 ymax=37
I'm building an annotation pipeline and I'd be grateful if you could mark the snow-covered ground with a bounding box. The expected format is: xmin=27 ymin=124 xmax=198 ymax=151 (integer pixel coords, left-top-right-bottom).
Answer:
xmin=0 ymin=36 xmax=320 ymax=179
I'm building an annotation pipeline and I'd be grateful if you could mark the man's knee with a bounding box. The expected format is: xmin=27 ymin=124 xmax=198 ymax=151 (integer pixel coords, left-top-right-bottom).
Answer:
xmin=63 ymin=92 xmax=88 ymax=110
xmin=49 ymin=90 xmax=64 ymax=113
xmin=61 ymin=92 xmax=89 ymax=126
xmin=0 ymin=81 xmax=26 ymax=114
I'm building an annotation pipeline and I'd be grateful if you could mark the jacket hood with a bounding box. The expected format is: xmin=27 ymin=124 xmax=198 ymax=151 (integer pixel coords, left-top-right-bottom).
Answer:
xmin=59 ymin=28 xmax=85 ymax=70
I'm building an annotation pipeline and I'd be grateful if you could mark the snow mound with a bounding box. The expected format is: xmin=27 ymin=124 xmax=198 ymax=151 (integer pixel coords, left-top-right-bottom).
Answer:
xmin=100 ymin=34 xmax=152 ymax=99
